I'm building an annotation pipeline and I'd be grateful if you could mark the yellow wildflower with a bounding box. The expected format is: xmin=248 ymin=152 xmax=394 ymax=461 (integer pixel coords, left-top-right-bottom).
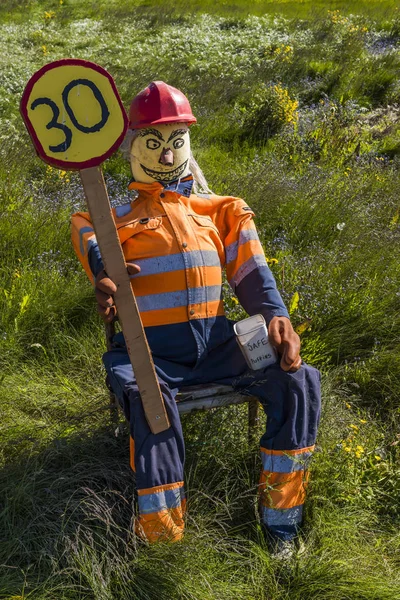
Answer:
xmin=345 ymin=402 xmax=351 ymax=409
xmin=356 ymin=445 xmax=364 ymax=453
xmin=344 ymin=446 xmax=351 ymax=452
xmin=289 ymin=291 xmax=300 ymax=315
xmin=389 ymin=211 xmax=399 ymax=228
xmin=273 ymin=84 xmax=298 ymax=124
xmin=359 ymin=419 xmax=367 ymax=424
xmin=44 ymin=10 xmax=56 ymax=19
xmin=42 ymin=45 xmax=47 ymax=55
xmin=374 ymin=455 xmax=382 ymax=461
xmin=273 ymin=44 xmax=293 ymax=62
xmin=349 ymin=424 xmax=359 ymax=431
xmin=295 ymin=320 xmax=312 ymax=335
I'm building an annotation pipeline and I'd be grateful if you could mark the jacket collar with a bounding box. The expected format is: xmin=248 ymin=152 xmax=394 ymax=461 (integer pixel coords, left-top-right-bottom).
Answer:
xmin=128 ymin=174 xmax=194 ymax=198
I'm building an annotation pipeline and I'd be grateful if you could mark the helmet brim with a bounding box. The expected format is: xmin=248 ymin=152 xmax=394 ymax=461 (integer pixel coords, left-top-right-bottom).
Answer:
xmin=130 ymin=115 xmax=197 ymax=129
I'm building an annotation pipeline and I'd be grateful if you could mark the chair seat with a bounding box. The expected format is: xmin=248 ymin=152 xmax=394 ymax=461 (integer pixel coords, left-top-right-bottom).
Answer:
xmin=176 ymin=384 xmax=255 ymax=414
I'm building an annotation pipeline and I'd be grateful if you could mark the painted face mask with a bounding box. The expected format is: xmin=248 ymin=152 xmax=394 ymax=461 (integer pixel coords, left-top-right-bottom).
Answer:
xmin=130 ymin=123 xmax=191 ymax=184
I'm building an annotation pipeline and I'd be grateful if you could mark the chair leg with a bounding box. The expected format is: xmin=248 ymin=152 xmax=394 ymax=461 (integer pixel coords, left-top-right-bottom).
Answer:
xmin=248 ymin=397 xmax=259 ymax=446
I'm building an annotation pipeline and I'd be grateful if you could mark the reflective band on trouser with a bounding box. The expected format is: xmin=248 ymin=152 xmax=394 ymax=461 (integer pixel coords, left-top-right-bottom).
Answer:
xmin=259 ymin=446 xmax=315 ymax=541
xmin=135 ymin=482 xmax=186 ymax=543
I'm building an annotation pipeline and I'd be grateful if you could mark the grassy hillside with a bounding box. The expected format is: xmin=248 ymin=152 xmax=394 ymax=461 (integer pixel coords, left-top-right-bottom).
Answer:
xmin=0 ymin=1 xmax=399 ymax=598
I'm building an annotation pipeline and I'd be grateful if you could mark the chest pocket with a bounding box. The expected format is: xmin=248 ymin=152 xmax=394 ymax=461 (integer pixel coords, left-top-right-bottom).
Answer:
xmin=189 ymin=213 xmax=219 ymax=231
xmin=188 ymin=213 xmax=224 ymax=263
xmin=118 ymin=217 xmax=166 ymax=264
xmin=117 ymin=216 xmax=163 ymax=246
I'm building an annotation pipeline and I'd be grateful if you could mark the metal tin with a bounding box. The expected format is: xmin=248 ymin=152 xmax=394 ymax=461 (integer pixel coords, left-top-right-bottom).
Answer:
xmin=233 ymin=314 xmax=278 ymax=370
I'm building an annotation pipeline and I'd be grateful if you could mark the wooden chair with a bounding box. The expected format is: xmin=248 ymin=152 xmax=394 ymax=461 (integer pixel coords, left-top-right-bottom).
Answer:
xmin=104 ymin=322 xmax=260 ymax=443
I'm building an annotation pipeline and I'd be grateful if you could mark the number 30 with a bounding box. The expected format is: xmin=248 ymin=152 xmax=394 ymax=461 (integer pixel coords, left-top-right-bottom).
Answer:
xmin=31 ymin=78 xmax=110 ymax=153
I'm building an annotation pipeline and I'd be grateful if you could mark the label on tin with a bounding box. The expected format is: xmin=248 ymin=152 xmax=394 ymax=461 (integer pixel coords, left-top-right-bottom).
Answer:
xmin=234 ymin=314 xmax=278 ymax=370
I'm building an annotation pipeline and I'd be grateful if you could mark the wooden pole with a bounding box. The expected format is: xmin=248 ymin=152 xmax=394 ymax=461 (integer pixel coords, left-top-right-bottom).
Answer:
xmin=80 ymin=166 xmax=170 ymax=435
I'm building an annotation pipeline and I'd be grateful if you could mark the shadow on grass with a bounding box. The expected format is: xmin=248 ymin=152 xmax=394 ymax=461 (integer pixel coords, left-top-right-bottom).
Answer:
xmin=0 ymin=424 xmax=136 ymax=597
xmin=0 ymin=407 xmax=263 ymax=600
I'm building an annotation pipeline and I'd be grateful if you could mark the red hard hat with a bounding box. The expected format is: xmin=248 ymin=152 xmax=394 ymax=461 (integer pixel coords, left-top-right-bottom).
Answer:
xmin=129 ymin=81 xmax=197 ymax=129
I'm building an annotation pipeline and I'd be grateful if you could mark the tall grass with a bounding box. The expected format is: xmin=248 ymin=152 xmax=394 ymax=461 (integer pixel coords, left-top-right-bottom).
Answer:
xmin=1 ymin=1 xmax=399 ymax=598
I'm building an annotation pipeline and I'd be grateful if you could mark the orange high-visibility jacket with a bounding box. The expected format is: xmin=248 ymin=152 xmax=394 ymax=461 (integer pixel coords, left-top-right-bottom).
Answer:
xmin=71 ymin=179 xmax=289 ymax=361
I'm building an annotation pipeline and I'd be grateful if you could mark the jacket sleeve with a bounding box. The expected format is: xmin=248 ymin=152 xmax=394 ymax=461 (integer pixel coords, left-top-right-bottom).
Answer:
xmin=71 ymin=211 xmax=104 ymax=284
xmin=216 ymin=198 xmax=289 ymax=325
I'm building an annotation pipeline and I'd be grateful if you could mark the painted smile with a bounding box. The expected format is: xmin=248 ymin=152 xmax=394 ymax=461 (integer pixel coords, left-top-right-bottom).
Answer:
xmin=140 ymin=159 xmax=188 ymax=183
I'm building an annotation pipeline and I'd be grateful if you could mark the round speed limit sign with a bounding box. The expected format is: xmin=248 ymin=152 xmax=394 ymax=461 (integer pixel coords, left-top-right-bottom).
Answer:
xmin=20 ymin=58 xmax=128 ymax=170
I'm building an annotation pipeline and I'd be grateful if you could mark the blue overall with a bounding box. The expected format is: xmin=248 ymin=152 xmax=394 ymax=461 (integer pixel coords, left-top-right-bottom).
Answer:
xmin=71 ymin=175 xmax=321 ymax=542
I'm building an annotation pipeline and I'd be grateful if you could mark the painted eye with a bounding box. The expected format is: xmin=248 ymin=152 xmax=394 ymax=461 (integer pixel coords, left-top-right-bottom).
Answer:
xmin=173 ymin=138 xmax=185 ymax=149
xmin=146 ymin=138 xmax=161 ymax=150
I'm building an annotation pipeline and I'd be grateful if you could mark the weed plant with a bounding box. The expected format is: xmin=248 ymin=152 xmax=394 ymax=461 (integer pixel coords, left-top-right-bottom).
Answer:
xmin=0 ymin=1 xmax=399 ymax=599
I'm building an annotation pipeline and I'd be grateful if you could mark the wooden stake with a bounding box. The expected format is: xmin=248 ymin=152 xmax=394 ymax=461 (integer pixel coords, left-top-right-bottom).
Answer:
xmin=80 ymin=166 xmax=170 ymax=434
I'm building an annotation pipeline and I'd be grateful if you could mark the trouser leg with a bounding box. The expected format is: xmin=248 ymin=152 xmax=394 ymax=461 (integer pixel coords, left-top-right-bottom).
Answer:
xmin=103 ymin=349 xmax=186 ymax=543
xmin=234 ymin=362 xmax=321 ymax=542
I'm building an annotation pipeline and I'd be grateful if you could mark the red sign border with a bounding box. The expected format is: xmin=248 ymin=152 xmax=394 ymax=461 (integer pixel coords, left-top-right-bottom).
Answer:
xmin=20 ymin=58 xmax=129 ymax=171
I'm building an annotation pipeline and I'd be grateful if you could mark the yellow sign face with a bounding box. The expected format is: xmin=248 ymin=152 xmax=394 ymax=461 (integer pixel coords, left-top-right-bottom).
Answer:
xmin=20 ymin=59 xmax=128 ymax=170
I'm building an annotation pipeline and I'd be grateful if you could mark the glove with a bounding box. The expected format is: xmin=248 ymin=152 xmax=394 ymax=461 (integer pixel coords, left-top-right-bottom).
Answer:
xmin=95 ymin=263 xmax=140 ymax=322
xmin=268 ymin=316 xmax=302 ymax=372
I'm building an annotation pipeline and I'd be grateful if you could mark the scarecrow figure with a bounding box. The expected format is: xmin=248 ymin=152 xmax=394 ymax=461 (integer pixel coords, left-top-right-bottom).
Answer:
xmin=71 ymin=82 xmax=321 ymax=549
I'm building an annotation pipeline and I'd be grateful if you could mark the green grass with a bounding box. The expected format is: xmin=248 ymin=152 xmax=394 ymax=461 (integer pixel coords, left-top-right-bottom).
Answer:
xmin=0 ymin=0 xmax=399 ymax=22
xmin=1 ymin=0 xmax=400 ymax=598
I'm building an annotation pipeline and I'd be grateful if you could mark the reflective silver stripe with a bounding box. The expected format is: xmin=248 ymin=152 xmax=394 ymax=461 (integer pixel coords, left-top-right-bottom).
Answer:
xmin=261 ymin=504 xmax=303 ymax=527
xmin=261 ymin=451 xmax=312 ymax=473
xmin=136 ymin=285 xmax=221 ymax=312
xmin=229 ymin=254 xmax=267 ymax=289
xmin=138 ymin=486 xmax=185 ymax=515
xmin=79 ymin=226 xmax=94 ymax=255
xmin=131 ymin=250 xmax=221 ymax=278
xmin=225 ymin=228 xmax=259 ymax=264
